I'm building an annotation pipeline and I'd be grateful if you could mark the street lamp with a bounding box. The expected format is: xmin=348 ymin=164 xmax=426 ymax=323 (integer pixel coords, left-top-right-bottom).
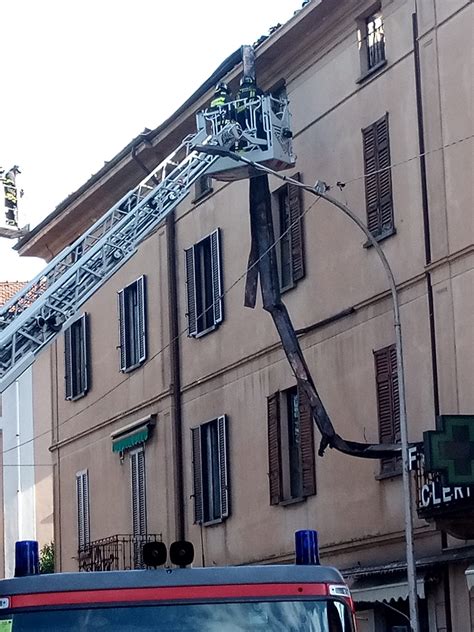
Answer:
xmin=196 ymin=144 xmax=420 ymax=632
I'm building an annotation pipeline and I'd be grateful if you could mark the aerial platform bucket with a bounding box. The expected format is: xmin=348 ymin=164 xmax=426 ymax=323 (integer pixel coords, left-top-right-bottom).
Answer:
xmin=195 ymin=95 xmax=296 ymax=181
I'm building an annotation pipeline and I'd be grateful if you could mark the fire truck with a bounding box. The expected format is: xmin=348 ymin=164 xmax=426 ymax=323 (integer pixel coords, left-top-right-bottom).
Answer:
xmin=0 ymin=531 xmax=355 ymax=631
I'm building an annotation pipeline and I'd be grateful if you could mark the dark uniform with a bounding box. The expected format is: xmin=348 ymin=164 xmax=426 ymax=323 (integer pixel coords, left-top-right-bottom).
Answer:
xmin=3 ymin=166 xmax=20 ymax=227
xmin=209 ymin=82 xmax=232 ymax=132
xmin=235 ymin=77 xmax=265 ymax=146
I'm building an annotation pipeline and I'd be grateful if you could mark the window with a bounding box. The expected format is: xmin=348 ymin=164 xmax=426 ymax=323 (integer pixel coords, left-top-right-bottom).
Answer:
xmin=374 ymin=344 xmax=401 ymax=476
xmin=358 ymin=7 xmax=386 ymax=77
xmin=118 ymin=276 xmax=147 ymax=372
xmin=362 ymin=114 xmax=394 ymax=240
xmin=273 ymin=177 xmax=305 ymax=291
xmin=192 ymin=416 xmax=229 ymax=524
xmin=267 ymin=386 xmax=316 ymax=505
xmin=76 ymin=470 xmax=90 ymax=551
xmin=185 ymin=229 xmax=223 ymax=337
xmin=193 ymin=174 xmax=213 ymax=202
xmin=64 ymin=313 xmax=89 ymax=400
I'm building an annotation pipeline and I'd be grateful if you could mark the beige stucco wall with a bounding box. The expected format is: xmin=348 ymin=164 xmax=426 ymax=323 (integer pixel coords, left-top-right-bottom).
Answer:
xmin=22 ymin=7 xmax=471 ymax=630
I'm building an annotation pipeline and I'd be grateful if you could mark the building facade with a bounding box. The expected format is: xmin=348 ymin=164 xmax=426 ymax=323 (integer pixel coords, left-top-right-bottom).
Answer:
xmin=16 ymin=0 xmax=473 ymax=629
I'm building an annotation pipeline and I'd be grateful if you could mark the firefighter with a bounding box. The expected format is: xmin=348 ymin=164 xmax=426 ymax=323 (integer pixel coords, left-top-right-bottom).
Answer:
xmin=3 ymin=165 xmax=21 ymax=227
xmin=210 ymin=82 xmax=231 ymax=108
xmin=235 ymin=76 xmax=265 ymax=147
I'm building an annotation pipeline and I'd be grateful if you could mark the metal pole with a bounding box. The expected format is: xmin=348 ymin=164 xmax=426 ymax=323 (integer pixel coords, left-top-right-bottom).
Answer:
xmin=198 ymin=146 xmax=420 ymax=630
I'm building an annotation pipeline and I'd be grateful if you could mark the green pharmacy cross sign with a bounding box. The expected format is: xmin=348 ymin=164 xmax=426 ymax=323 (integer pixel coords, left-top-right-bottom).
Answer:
xmin=424 ymin=415 xmax=474 ymax=485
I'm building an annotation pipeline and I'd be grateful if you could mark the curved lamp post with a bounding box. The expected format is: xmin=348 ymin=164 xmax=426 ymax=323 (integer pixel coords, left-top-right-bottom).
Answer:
xmin=197 ymin=144 xmax=420 ymax=632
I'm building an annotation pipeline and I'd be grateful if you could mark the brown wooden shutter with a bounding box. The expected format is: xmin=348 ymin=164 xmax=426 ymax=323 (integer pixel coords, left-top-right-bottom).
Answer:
xmin=64 ymin=326 xmax=73 ymax=400
xmin=298 ymin=386 xmax=316 ymax=497
xmin=118 ymin=289 xmax=127 ymax=371
xmin=374 ymin=344 xmax=400 ymax=473
xmin=362 ymin=123 xmax=380 ymax=235
xmin=192 ymin=427 xmax=203 ymax=523
xmin=210 ymin=229 xmax=223 ymax=326
xmin=185 ymin=246 xmax=197 ymax=336
xmin=363 ymin=114 xmax=394 ymax=237
xmin=267 ymin=393 xmax=282 ymax=505
xmin=375 ymin=114 xmax=394 ymax=233
xmin=136 ymin=276 xmax=147 ymax=364
xmin=217 ymin=415 xmax=229 ymax=519
xmin=288 ymin=175 xmax=305 ymax=283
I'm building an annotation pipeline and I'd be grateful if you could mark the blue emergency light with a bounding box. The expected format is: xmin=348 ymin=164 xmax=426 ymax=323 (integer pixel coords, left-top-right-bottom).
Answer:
xmin=295 ymin=530 xmax=320 ymax=565
xmin=14 ymin=540 xmax=39 ymax=577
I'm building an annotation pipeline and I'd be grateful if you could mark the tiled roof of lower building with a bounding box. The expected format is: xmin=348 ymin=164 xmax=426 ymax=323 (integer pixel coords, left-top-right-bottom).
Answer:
xmin=0 ymin=281 xmax=27 ymax=307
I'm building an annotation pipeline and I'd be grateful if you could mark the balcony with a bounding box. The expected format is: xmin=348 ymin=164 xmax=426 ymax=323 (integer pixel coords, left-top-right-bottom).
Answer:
xmin=78 ymin=534 xmax=162 ymax=572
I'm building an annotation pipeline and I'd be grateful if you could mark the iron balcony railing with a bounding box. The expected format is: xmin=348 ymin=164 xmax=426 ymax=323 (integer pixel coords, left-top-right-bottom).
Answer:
xmin=78 ymin=533 xmax=161 ymax=572
xmin=367 ymin=19 xmax=385 ymax=69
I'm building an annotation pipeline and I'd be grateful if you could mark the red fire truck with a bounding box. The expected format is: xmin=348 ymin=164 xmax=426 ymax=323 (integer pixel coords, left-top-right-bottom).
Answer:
xmin=0 ymin=531 xmax=356 ymax=631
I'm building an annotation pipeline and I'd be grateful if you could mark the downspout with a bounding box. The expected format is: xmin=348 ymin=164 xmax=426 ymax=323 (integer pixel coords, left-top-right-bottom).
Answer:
xmin=166 ymin=212 xmax=185 ymax=542
xmin=413 ymin=10 xmax=452 ymax=632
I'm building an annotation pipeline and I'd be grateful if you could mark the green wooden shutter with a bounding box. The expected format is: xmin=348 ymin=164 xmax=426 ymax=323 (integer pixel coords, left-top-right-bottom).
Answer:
xmin=76 ymin=470 xmax=90 ymax=550
xmin=298 ymin=386 xmax=316 ymax=497
xmin=185 ymin=246 xmax=197 ymax=336
xmin=131 ymin=449 xmax=147 ymax=537
xmin=217 ymin=415 xmax=229 ymax=519
xmin=267 ymin=393 xmax=282 ymax=505
xmin=80 ymin=314 xmax=89 ymax=396
xmin=192 ymin=427 xmax=203 ymax=523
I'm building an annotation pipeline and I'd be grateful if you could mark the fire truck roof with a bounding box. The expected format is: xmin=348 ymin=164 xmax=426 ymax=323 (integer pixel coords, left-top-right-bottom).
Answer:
xmin=0 ymin=565 xmax=345 ymax=596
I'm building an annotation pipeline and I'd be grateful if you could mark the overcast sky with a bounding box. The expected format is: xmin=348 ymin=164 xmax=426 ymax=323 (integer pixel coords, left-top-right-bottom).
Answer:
xmin=0 ymin=0 xmax=300 ymax=281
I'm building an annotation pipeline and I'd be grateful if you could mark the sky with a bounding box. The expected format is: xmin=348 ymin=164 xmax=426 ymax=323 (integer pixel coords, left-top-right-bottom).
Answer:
xmin=0 ymin=0 xmax=301 ymax=281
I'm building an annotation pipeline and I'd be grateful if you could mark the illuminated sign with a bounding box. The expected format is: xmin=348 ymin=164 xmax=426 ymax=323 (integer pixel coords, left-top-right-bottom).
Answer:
xmin=424 ymin=415 xmax=474 ymax=485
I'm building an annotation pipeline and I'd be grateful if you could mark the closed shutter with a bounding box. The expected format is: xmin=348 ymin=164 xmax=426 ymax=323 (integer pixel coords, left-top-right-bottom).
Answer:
xmin=298 ymin=387 xmax=316 ymax=497
xmin=217 ymin=415 xmax=229 ymax=519
xmin=363 ymin=114 xmax=393 ymax=237
xmin=185 ymin=247 xmax=197 ymax=336
xmin=376 ymin=115 xmax=393 ymax=233
xmin=288 ymin=176 xmax=305 ymax=283
xmin=375 ymin=345 xmax=400 ymax=473
xmin=80 ymin=314 xmax=89 ymax=395
xmin=267 ymin=393 xmax=282 ymax=505
xmin=131 ymin=449 xmax=147 ymax=536
xmin=118 ymin=289 xmax=127 ymax=370
xmin=76 ymin=470 xmax=90 ymax=550
xmin=65 ymin=326 xmax=73 ymax=400
xmin=192 ymin=427 xmax=203 ymax=523
xmin=210 ymin=229 xmax=223 ymax=325
xmin=136 ymin=276 xmax=147 ymax=363
xmin=362 ymin=123 xmax=380 ymax=235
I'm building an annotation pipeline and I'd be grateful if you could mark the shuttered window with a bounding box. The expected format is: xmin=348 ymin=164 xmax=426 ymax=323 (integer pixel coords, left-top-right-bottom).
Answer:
xmin=192 ymin=415 xmax=229 ymax=524
xmin=362 ymin=114 xmax=394 ymax=239
xmin=118 ymin=276 xmax=147 ymax=372
xmin=267 ymin=386 xmax=316 ymax=505
xmin=185 ymin=229 xmax=223 ymax=337
xmin=273 ymin=175 xmax=305 ymax=291
xmin=65 ymin=313 xmax=89 ymax=400
xmin=193 ymin=175 xmax=213 ymax=202
xmin=130 ymin=448 xmax=147 ymax=537
xmin=76 ymin=470 xmax=90 ymax=551
xmin=374 ymin=344 xmax=401 ymax=475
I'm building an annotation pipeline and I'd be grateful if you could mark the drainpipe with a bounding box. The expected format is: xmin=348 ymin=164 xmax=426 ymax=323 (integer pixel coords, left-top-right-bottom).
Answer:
xmin=413 ymin=10 xmax=452 ymax=632
xmin=166 ymin=212 xmax=185 ymax=542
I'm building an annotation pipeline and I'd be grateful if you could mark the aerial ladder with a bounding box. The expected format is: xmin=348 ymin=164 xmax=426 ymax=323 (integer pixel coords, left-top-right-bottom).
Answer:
xmin=0 ymin=94 xmax=295 ymax=393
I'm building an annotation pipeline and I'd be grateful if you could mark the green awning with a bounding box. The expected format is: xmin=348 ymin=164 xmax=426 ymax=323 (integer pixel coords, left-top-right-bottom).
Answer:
xmin=112 ymin=425 xmax=150 ymax=453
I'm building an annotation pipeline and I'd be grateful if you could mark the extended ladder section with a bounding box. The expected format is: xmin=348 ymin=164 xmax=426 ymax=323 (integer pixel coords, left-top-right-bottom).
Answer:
xmin=0 ymin=95 xmax=294 ymax=393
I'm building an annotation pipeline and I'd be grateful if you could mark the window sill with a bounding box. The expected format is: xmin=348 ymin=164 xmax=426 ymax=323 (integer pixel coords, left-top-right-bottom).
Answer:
xmin=376 ymin=468 xmax=402 ymax=481
xmin=279 ymin=496 xmax=307 ymax=507
xmin=356 ymin=59 xmax=387 ymax=84
xmin=192 ymin=187 xmax=214 ymax=204
xmin=363 ymin=226 xmax=396 ymax=248
xmin=200 ymin=517 xmax=225 ymax=527
xmin=121 ymin=360 xmax=146 ymax=374
xmin=192 ymin=323 xmax=218 ymax=339
xmin=66 ymin=390 xmax=88 ymax=402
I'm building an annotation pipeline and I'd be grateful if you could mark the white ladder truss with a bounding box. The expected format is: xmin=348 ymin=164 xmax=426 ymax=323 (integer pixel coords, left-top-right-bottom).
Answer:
xmin=0 ymin=96 xmax=294 ymax=392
